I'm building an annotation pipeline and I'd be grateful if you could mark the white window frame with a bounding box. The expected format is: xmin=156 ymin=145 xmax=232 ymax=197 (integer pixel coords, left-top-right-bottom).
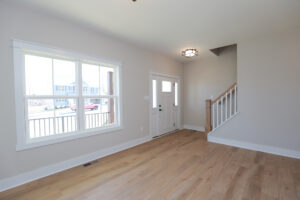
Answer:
xmin=13 ymin=40 xmax=123 ymax=151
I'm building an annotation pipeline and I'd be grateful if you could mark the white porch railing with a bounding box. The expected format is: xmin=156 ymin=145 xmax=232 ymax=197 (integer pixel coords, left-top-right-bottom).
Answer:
xmin=29 ymin=112 xmax=110 ymax=138
xmin=85 ymin=112 xmax=111 ymax=129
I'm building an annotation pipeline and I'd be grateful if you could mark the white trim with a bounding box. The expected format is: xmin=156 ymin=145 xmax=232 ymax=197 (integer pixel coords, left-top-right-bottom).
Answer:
xmin=183 ymin=125 xmax=205 ymax=132
xmin=208 ymin=135 xmax=300 ymax=159
xmin=0 ymin=136 xmax=152 ymax=192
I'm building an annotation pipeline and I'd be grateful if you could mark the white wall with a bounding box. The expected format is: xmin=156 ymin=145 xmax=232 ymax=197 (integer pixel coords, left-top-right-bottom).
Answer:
xmin=210 ymin=28 xmax=300 ymax=152
xmin=183 ymin=46 xmax=237 ymax=128
xmin=0 ymin=1 xmax=183 ymax=180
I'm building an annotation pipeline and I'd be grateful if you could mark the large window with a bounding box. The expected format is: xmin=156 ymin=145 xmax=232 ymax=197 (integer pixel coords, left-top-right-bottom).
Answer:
xmin=14 ymin=40 xmax=122 ymax=150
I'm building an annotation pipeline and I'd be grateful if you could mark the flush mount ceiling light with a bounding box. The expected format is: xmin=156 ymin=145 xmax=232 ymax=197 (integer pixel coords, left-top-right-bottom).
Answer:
xmin=182 ymin=49 xmax=198 ymax=58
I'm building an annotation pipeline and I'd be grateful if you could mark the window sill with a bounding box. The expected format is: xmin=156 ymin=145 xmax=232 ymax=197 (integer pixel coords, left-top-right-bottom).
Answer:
xmin=16 ymin=125 xmax=124 ymax=151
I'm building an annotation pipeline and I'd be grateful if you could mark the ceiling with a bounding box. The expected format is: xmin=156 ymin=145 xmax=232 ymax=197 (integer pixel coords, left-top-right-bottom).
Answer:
xmin=12 ymin=0 xmax=300 ymax=62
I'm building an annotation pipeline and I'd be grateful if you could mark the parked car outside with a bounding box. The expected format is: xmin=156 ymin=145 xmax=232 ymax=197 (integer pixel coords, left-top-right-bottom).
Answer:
xmin=70 ymin=104 xmax=99 ymax=111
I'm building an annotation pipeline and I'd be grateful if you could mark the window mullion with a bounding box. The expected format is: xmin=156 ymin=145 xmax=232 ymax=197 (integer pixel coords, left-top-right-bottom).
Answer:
xmin=24 ymin=97 xmax=30 ymax=143
xmin=117 ymin=96 xmax=120 ymax=125
xmin=77 ymin=61 xmax=85 ymax=131
xmin=51 ymin=58 xmax=57 ymax=135
xmin=98 ymin=65 xmax=101 ymax=96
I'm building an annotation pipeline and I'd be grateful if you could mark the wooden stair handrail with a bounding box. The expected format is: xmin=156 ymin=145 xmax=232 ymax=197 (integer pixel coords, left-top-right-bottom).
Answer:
xmin=212 ymin=82 xmax=237 ymax=104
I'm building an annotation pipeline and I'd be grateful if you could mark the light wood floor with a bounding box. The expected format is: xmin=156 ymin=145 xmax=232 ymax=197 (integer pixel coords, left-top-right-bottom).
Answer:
xmin=1 ymin=130 xmax=300 ymax=200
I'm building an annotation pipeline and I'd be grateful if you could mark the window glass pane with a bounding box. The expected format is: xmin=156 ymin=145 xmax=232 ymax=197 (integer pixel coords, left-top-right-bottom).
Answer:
xmin=55 ymin=99 xmax=77 ymax=134
xmin=53 ymin=59 xmax=76 ymax=96
xmin=84 ymin=98 xmax=116 ymax=129
xmin=25 ymin=55 xmax=53 ymax=95
xmin=100 ymin=66 xmax=114 ymax=95
xmin=175 ymin=82 xmax=178 ymax=106
xmin=152 ymin=80 xmax=157 ymax=108
xmin=82 ymin=63 xmax=100 ymax=96
xmin=28 ymin=99 xmax=54 ymax=138
xmin=162 ymin=81 xmax=172 ymax=92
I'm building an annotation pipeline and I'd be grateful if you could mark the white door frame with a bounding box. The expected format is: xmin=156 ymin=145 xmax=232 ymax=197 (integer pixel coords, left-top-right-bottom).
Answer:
xmin=149 ymin=72 xmax=181 ymax=138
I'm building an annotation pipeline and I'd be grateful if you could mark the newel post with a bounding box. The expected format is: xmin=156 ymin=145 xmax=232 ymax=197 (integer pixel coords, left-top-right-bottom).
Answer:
xmin=205 ymin=99 xmax=212 ymax=136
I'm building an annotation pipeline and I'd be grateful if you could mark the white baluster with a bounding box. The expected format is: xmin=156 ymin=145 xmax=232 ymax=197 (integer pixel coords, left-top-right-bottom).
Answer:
xmin=70 ymin=116 xmax=73 ymax=132
xmin=235 ymin=85 xmax=237 ymax=114
xmin=96 ymin=113 xmax=99 ymax=127
xmin=225 ymin=93 xmax=228 ymax=120
xmin=92 ymin=114 xmax=94 ymax=128
xmin=56 ymin=117 xmax=58 ymax=134
xmin=43 ymin=119 xmax=46 ymax=136
xmin=212 ymin=103 xmax=215 ymax=129
xmin=230 ymin=89 xmax=232 ymax=117
xmin=74 ymin=116 xmax=76 ymax=131
xmin=221 ymin=97 xmax=223 ymax=124
xmin=39 ymin=119 xmax=42 ymax=137
xmin=33 ymin=120 xmax=36 ymax=138
xmin=49 ymin=118 xmax=51 ymax=135
xmin=216 ymin=100 xmax=219 ymax=126
xmin=89 ymin=115 xmax=91 ymax=129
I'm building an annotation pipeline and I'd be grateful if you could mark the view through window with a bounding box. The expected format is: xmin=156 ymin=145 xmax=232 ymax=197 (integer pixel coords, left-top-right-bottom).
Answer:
xmin=24 ymin=53 xmax=120 ymax=141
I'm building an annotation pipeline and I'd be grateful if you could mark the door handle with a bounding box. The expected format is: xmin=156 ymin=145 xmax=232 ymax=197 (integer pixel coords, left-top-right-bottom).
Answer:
xmin=159 ymin=109 xmax=162 ymax=111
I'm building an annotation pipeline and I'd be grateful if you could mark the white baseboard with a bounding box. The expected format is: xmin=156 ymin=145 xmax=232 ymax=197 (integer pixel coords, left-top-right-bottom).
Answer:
xmin=183 ymin=125 xmax=205 ymax=132
xmin=0 ymin=136 xmax=152 ymax=192
xmin=208 ymin=135 xmax=300 ymax=159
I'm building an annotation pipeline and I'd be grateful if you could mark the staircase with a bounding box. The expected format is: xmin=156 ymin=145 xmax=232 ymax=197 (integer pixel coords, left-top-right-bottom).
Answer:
xmin=205 ymin=82 xmax=238 ymax=136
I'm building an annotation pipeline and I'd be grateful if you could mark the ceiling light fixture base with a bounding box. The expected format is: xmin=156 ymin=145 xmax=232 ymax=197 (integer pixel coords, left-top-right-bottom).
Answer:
xmin=182 ymin=49 xmax=198 ymax=58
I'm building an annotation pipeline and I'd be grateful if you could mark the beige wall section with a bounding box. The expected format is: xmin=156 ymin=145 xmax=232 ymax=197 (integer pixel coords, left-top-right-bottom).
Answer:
xmin=0 ymin=1 xmax=183 ymax=179
xmin=210 ymin=27 xmax=300 ymax=152
xmin=183 ymin=46 xmax=237 ymax=128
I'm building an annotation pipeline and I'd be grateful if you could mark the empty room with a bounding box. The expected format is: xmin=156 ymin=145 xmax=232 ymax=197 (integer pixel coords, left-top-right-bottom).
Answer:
xmin=0 ymin=0 xmax=300 ymax=199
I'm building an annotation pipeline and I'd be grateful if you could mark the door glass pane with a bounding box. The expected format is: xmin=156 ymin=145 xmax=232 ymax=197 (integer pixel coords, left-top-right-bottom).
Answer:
xmin=28 ymin=99 xmax=54 ymax=138
xmin=162 ymin=81 xmax=172 ymax=92
xmin=100 ymin=66 xmax=114 ymax=95
xmin=84 ymin=98 xmax=115 ymax=129
xmin=82 ymin=63 xmax=100 ymax=96
xmin=152 ymin=80 xmax=157 ymax=108
xmin=53 ymin=59 xmax=76 ymax=96
xmin=25 ymin=55 xmax=53 ymax=95
xmin=55 ymin=99 xmax=77 ymax=134
xmin=175 ymin=82 xmax=178 ymax=106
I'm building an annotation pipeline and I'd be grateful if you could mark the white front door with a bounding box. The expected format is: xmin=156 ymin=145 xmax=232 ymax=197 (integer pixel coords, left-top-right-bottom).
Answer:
xmin=151 ymin=75 xmax=179 ymax=137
